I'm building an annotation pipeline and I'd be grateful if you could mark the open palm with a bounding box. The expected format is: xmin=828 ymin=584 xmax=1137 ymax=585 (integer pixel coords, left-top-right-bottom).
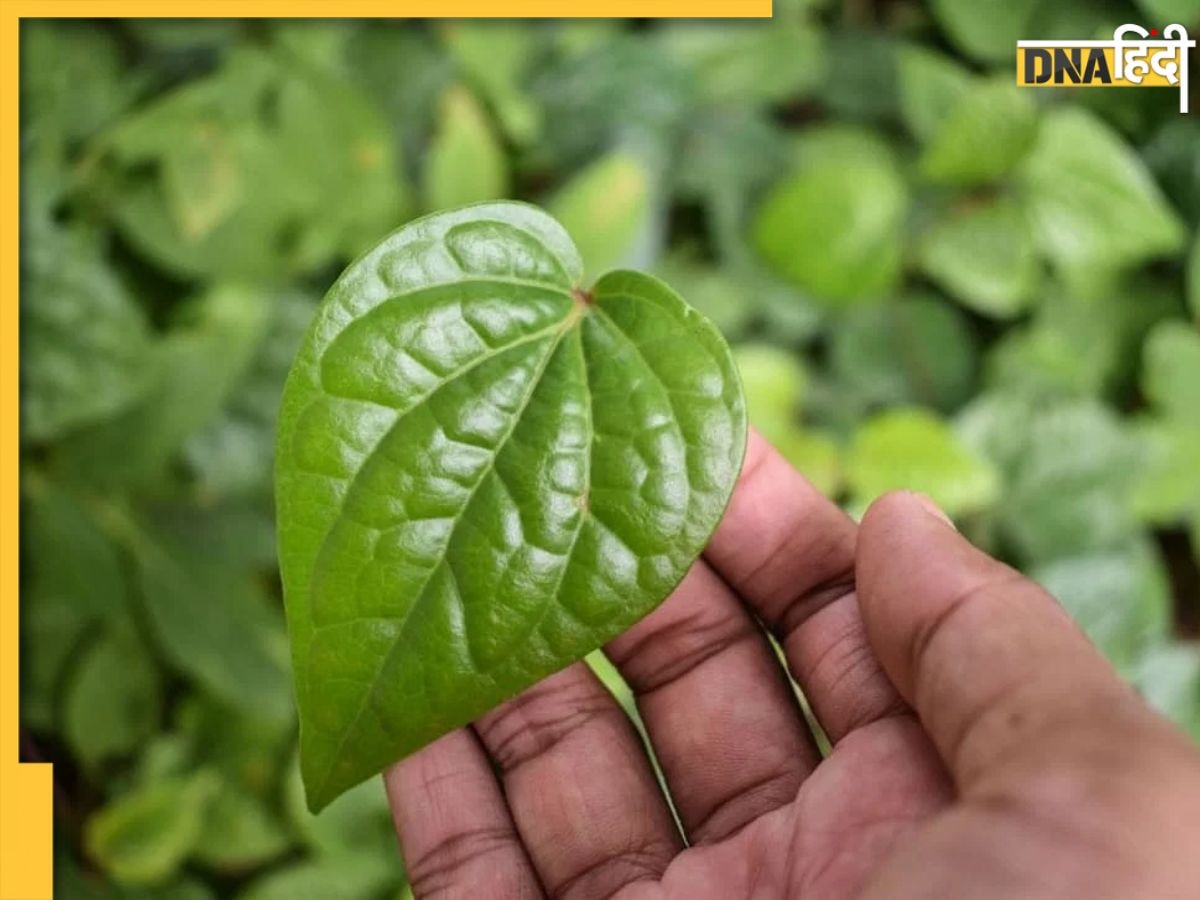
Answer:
xmin=385 ymin=433 xmax=1200 ymax=899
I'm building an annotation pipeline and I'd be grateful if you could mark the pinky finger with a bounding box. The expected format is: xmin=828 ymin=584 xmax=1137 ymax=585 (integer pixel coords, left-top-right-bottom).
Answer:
xmin=386 ymin=729 xmax=544 ymax=899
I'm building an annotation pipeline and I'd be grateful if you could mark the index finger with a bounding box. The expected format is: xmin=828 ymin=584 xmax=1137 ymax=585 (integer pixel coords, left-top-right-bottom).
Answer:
xmin=702 ymin=430 xmax=907 ymax=743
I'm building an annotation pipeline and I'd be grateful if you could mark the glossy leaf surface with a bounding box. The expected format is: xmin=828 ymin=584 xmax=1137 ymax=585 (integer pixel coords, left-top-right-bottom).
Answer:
xmin=276 ymin=202 xmax=746 ymax=809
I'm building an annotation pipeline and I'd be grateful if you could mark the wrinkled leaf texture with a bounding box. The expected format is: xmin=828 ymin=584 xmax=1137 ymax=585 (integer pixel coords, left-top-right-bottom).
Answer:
xmin=276 ymin=202 xmax=746 ymax=810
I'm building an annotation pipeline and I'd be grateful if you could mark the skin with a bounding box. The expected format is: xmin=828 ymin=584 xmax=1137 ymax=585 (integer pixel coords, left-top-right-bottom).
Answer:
xmin=384 ymin=431 xmax=1200 ymax=899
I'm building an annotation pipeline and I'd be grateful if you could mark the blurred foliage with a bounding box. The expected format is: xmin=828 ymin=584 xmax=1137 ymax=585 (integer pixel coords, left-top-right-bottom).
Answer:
xmin=18 ymin=8 xmax=1200 ymax=896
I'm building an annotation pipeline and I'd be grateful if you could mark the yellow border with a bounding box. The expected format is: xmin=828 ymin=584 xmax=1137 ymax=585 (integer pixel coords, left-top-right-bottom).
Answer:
xmin=2 ymin=9 xmax=53 ymax=899
xmin=10 ymin=1 xmax=772 ymax=17
xmin=0 ymin=3 xmax=770 ymax=898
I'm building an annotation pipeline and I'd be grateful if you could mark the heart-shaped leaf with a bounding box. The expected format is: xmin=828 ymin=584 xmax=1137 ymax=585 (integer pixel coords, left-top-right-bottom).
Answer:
xmin=276 ymin=202 xmax=746 ymax=810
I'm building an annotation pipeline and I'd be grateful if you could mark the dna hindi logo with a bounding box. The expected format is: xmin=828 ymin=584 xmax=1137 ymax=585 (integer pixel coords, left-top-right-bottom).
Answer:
xmin=1017 ymin=23 xmax=1195 ymax=113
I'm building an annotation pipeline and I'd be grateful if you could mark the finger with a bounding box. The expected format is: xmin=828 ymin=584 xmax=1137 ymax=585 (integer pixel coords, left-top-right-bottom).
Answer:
xmin=703 ymin=430 xmax=907 ymax=742
xmin=474 ymin=663 xmax=681 ymax=899
xmin=855 ymin=490 xmax=1184 ymax=791
xmin=604 ymin=561 xmax=820 ymax=844
xmin=385 ymin=729 xmax=543 ymax=899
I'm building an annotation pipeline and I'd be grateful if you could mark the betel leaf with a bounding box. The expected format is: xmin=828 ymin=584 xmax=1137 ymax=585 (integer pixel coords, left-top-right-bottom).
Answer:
xmin=918 ymin=78 xmax=1038 ymax=186
xmin=549 ymin=151 xmax=654 ymax=277
xmin=64 ymin=625 xmax=162 ymax=772
xmin=661 ymin=21 xmax=827 ymax=106
xmin=1019 ymin=108 xmax=1186 ymax=288
xmin=897 ymin=46 xmax=971 ymax=144
xmin=917 ymin=198 xmax=1039 ymax=318
xmin=423 ymin=85 xmax=510 ymax=212
xmin=1141 ymin=320 xmax=1200 ymax=420
xmin=276 ymin=202 xmax=746 ymax=810
xmin=830 ymin=295 xmax=979 ymax=413
xmin=752 ymin=128 xmax=908 ymax=305
xmin=441 ymin=22 xmax=542 ymax=146
xmin=845 ymin=407 xmax=1000 ymax=518
xmin=928 ymin=0 xmax=1041 ymax=63
xmin=235 ymin=856 xmax=397 ymax=900
xmin=1189 ymin=231 xmax=1200 ymax=320
xmin=20 ymin=230 xmax=155 ymax=444
xmin=86 ymin=771 xmax=218 ymax=886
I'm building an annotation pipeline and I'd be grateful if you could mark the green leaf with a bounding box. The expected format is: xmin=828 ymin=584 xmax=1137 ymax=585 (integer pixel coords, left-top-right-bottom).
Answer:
xmin=101 ymin=47 xmax=406 ymax=279
xmin=955 ymin=390 xmax=1042 ymax=480
xmin=998 ymin=400 xmax=1143 ymax=563
xmin=23 ymin=477 xmax=127 ymax=621
xmin=21 ymin=22 xmax=135 ymax=150
xmin=733 ymin=345 xmax=840 ymax=495
xmin=530 ymin=35 xmax=690 ymax=170
xmin=652 ymin=254 xmax=758 ymax=340
xmin=20 ymin=478 xmax=130 ymax=729
xmin=1189 ymin=231 xmax=1200 ymax=320
xmin=928 ymin=0 xmax=1041 ymax=63
xmin=424 ymin=85 xmax=510 ymax=211
xmin=1135 ymin=0 xmax=1200 ymax=23
xmin=773 ymin=429 xmax=841 ymax=498
xmin=86 ymin=772 xmax=218 ymax=886
xmin=662 ymin=22 xmax=827 ymax=106
xmin=752 ymin=130 xmax=908 ymax=304
xmin=56 ymin=284 xmax=271 ymax=490
xmin=284 ymin=754 xmax=395 ymax=860
xmin=184 ymin=290 xmax=316 ymax=500
xmin=1137 ymin=642 xmax=1200 ymax=741
xmin=276 ymin=202 xmax=746 ymax=809
xmin=919 ymin=78 xmax=1038 ymax=186
xmin=235 ymin=856 xmax=398 ymax=900
xmin=1032 ymin=540 xmax=1172 ymax=674
xmin=820 ymin=29 xmax=900 ymax=123
xmin=442 ymin=22 xmax=541 ymax=145
xmin=734 ymin=343 xmax=806 ymax=428
xmin=20 ymin=231 xmax=155 ymax=443
xmin=1019 ymin=108 xmax=1186 ymax=287
xmin=829 ymin=296 xmax=978 ymax=412
xmin=1142 ymin=320 xmax=1200 ymax=420
xmin=178 ymin=695 xmax=295 ymax=793
xmin=127 ymin=512 xmax=293 ymax=724
xmin=1133 ymin=419 xmax=1200 ymax=524
xmin=1145 ymin=120 xmax=1200 ymax=228
xmin=192 ymin=779 xmax=291 ymax=872
xmin=549 ymin=151 xmax=654 ymax=276
xmin=64 ymin=626 xmax=162 ymax=772
xmin=917 ymin=198 xmax=1039 ymax=318
xmin=897 ymin=46 xmax=971 ymax=144
xmin=845 ymin=408 xmax=999 ymax=517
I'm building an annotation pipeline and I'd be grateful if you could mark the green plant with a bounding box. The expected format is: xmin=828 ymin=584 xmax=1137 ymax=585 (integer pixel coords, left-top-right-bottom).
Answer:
xmin=276 ymin=202 xmax=746 ymax=809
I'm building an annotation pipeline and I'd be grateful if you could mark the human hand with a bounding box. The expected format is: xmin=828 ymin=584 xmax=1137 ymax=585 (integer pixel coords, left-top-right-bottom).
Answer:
xmin=383 ymin=431 xmax=1200 ymax=899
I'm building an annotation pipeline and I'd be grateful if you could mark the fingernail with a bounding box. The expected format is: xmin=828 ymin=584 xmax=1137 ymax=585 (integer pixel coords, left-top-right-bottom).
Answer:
xmin=912 ymin=492 xmax=956 ymax=529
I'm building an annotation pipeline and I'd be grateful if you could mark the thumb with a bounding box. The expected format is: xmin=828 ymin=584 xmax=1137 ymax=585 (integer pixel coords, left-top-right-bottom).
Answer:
xmin=856 ymin=491 xmax=1194 ymax=794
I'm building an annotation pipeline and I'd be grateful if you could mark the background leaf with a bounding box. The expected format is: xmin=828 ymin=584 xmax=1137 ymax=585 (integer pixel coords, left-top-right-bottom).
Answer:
xmin=20 ymin=230 xmax=155 ymax=443
xmin=86 ymin=772 xmax=218 ymax=886
xmin=423 ymin=85 xmax=510 ymax=210
xmin=550 ymin=151 xmax=654 ymax=276
xmin=919 ymin=78 xmax=1038 ymax=186
xmin=1019 ymin=108 xmax=1186 ymax=290
xmin=752 ymin=129 xmax=907 ymax=304
xmin=928 ymin=0 xmax=1041 ymax=62
xmin=64 ymin=625 xmax=163 ymax=772
xmin=917 ymin=198 xmax=1038 ymax=317
xmin=845 ymin=408 xmax=999 ymax=516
